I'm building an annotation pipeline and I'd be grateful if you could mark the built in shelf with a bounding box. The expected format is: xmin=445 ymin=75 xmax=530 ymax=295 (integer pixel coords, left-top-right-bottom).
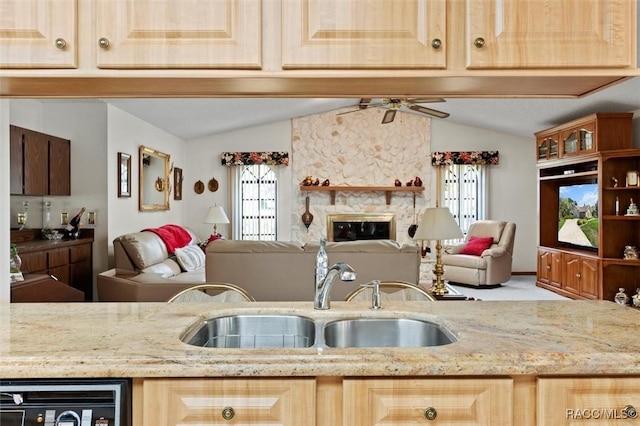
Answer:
xmin=300 ymin=185 xmax=424 ymax=205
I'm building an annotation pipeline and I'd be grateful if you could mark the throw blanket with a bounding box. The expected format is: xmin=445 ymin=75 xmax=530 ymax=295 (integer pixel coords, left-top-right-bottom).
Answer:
xmin=143 ymin=224 xmax=192 ymax=255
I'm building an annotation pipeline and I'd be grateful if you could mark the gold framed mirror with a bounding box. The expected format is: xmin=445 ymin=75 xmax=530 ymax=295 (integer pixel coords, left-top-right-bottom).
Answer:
xmin=139 ymin=145 xmax=170 ymax=211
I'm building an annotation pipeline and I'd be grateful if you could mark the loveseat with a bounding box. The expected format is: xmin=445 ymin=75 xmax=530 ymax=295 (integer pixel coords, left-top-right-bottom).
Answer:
xmin=205 ymin=239 xmax=421 ymax=301
xmin=97 ymin=227 xmax=207 ymax=302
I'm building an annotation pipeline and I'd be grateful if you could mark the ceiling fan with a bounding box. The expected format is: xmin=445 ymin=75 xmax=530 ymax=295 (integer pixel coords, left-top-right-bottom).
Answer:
xmin=338 ymin=98 xmax=450 ymax=124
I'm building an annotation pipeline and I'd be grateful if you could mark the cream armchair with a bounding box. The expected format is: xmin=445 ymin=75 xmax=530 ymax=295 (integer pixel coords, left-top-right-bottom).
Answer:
xmin=441 ymin=220 xmax=516 ymax=287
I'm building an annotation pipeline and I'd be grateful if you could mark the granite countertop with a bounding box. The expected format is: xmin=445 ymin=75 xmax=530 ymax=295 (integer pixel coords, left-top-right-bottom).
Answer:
xmin=1 ymin=300 xmax=639 ymax=379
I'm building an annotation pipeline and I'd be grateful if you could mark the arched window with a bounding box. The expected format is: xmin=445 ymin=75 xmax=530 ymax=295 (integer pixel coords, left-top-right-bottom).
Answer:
xmin=232 ymin=164 xmax=278 ymax=240
xmin=440 ymin=164 xmax=486 ymax=237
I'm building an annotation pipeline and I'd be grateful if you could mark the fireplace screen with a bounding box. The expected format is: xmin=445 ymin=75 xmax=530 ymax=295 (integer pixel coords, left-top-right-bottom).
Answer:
xmin=327 ymin=213 xmax=396 ymax=242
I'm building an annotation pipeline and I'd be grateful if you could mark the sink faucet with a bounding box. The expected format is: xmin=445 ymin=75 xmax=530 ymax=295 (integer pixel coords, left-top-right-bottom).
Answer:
xmin=314 ymin=262 xmax=356 ymax=310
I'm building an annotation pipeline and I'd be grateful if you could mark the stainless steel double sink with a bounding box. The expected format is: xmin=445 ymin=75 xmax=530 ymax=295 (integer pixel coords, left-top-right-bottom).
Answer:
xmin=181 ymin=314 xmax=457 ymax=349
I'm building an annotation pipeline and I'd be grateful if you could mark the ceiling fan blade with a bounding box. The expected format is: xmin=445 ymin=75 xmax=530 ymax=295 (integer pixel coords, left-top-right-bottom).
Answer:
xmin=407 ymin=104 xmax=450 ymax=118
xmin=382 ymin=109 xmax=396 ymax=124
xmin=407 ymin=98 xmax=446 ymax=104
xmin=359 ymin=98 xmax=372 ymax=109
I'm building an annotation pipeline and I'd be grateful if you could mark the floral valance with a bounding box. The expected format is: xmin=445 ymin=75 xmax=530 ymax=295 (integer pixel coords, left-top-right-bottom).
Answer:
xmin=431 ymin=151 xmax=499 ymax=166
xmin=221 ymin=152 xmax=289 ymax=166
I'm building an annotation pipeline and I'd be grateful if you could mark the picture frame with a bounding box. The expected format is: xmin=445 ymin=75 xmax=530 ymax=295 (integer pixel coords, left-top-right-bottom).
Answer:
xmin=627 ymin=170 xmax=639 ymax=187
xmin=118 ymin=152 xmax=132 ymax=197
xmin=174 ymin=167 xmax=183 ymax=200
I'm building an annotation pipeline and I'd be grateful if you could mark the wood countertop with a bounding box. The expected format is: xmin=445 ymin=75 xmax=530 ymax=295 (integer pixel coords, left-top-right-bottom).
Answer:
xmin=1 ymin=300 xmax=639 ymax=379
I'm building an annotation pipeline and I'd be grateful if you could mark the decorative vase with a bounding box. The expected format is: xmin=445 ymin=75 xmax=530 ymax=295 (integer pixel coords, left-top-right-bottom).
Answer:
xmin=301 ymin=196 xmax=313 ymax=229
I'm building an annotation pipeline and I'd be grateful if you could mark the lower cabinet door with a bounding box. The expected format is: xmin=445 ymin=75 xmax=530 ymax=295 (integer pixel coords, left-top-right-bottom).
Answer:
xmin=141 ymin=378 xmax=316 ymax=426
xmin=538 ymin=377 xmax=640 ymax=425
xmin=343 ymin=378 xmax=513 ymax=426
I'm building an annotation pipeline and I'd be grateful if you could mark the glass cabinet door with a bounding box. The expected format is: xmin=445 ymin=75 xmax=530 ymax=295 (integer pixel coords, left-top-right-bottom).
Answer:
xmin=578 ymin=123 xmax=596 ymax=153
xmin=561 ymin=130 xmax=578 ymax=156
xmin=548 ymin=136 xmax=559 ymax=159
xmin=537 ymin=138 xmax=548 ymax=160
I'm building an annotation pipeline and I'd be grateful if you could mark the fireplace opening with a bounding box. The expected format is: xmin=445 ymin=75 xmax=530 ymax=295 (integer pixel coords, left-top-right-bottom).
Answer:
xmin=327 ymin=213 xmax=396 ymax=242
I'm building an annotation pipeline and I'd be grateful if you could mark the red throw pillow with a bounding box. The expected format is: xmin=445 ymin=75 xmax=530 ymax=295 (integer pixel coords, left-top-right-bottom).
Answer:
xmin=460 ymin=236 xmax=494 ymax=256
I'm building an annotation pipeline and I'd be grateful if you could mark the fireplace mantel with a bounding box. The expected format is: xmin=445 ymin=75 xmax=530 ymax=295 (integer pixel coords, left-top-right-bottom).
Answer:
xmin=300 ymin=185 xmax=424 ymax=205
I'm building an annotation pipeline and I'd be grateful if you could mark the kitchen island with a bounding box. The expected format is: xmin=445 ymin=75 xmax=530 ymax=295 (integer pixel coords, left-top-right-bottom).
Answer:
xmin=2 ymin=300 xmax=639 ymax=425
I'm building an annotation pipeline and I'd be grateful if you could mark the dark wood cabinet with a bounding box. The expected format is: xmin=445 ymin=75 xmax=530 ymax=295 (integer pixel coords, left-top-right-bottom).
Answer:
xmin=535 ymin=113 xmax=632 ymax=163
xmin=11 ymin=274 xmax=84 ymax=303
xmin=15 ymin=235 xmax=94 ymax=301
xmin=536 ymin=113 xmax=640 ymax=300
xmin=9 ymin=125 xmax=71 ymax=196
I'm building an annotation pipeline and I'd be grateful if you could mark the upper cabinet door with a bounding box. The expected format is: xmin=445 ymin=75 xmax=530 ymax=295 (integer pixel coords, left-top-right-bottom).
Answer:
xmin=466 ymin=0 xmax=636 ymax=69
xmin=95 ymin=0 xmax=261 ymax=69
xmin=0 ymin=0 xmax=77 ymax=68
xmin=282 ymin=0 xmax=447 ymax=69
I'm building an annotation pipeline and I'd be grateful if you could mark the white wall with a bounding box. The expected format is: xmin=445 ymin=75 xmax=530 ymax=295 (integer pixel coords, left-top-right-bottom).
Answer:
xmin=186 ymin=120 xmax=293 ymax=241
xmin=431 ymin=120 xmax=536 ymax=272
xmin=106 ymin=105 xmax=187 ymax=252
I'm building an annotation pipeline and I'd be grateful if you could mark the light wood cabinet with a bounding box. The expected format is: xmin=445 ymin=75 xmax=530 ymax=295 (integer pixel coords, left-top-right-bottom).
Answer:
xmin=343 ymin=378 xmax=513 ymax=425
xmin=466 ymin=0 xmax=636 ymax=69
xmin=281 ymin=0 xmax=447 ymax=69
xmin=10 ymin=125 xmax=71 ymax=196
xmin=538 ymin=377 xmax=640 ymax=425
xmin=95 ymin=0 xmax=261 ymax=69
xmin=0 ymin=0 xmax=77 ymax=68
xmin=139 ymin=378 xmax=316 ymax=426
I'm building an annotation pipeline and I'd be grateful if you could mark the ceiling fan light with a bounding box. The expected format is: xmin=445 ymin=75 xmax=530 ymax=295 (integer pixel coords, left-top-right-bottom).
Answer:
xmin=382 ymin=109 xmax=396 ymax=124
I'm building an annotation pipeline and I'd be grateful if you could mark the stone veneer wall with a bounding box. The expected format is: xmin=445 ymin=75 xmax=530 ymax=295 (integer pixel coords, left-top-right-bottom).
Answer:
xmin=291 ymin=106 xmax=431 ymax=247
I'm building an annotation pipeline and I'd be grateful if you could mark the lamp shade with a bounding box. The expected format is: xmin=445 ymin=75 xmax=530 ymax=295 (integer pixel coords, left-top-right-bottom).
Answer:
xmin=413 ymin=207 xmax=463 ymax=241
xmin=204 ymin=206 xmax=230 ymax=224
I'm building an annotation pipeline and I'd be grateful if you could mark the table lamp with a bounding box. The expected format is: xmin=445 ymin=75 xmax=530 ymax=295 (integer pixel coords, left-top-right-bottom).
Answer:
xmin=204 ymin=206 xmax=230 ymax=237
xmin=413 ymin=206 xmax=463 ymax=295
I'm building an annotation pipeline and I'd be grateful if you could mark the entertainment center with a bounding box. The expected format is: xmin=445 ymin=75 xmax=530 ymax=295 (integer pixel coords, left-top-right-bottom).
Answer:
xmin=536 ymin=112 xmax=640 ymax=300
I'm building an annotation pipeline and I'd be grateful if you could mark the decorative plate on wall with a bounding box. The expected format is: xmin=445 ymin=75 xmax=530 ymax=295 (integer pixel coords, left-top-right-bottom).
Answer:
xmin=208 ymin=178 xmax=219 ymax=192
xmin=194 ymin=180 xmax=205 ymax=194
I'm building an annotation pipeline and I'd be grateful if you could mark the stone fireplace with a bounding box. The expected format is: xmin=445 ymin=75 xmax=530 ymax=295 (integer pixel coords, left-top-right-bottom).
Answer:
xmin=327 ymin=213 xmax=396 ymax=242
xmin=291 ymin=106 xmax=431 ymax=246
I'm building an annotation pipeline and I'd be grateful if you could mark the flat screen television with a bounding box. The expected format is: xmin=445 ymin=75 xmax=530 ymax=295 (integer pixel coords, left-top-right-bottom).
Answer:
xmin=558 ymin=182 xmax=598 ymax=250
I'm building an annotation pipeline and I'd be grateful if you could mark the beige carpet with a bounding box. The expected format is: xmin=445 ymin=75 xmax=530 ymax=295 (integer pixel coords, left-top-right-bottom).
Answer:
xmin=448 ymin=275 xmax=570 ymax=301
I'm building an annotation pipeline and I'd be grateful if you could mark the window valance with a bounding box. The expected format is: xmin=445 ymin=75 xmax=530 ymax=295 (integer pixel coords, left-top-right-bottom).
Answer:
xmin=431 ymin=151 xmax=499 ymax=166
xmin=221 ymin=152 xmax=289 ymax=166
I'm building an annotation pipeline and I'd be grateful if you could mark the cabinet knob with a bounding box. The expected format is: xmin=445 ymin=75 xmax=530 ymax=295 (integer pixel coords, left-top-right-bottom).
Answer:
xmin=623 ymin=405 xmax=638 ymax=419
xmin=221 ymin=406 xmax=235 ymax=421
xmin=98 ymin=37 xmax=110 ymax=49
xmin=547 ymin=265 xmax=551 ymax=270
xmin=55 ymin=38 xmax=66 ymax=49
xmin=576 ymin=273 xmax=581 ymax=279
xmin=424 ymin=407 xmax=438 ymax=420
xmin=474 ymin=37 xmax=486 ymax=48
xmin=431 ymin=38 xmax=442 ymax=49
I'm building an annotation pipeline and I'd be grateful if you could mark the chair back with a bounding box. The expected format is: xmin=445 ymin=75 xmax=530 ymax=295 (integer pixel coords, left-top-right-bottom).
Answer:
xmin=466 ymin=220 xmax=516 ymax=254
xmin=345 ymin=281 xmax=435 ymax=302
xmin=167 ymin=283 xmax=255 ymax=303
